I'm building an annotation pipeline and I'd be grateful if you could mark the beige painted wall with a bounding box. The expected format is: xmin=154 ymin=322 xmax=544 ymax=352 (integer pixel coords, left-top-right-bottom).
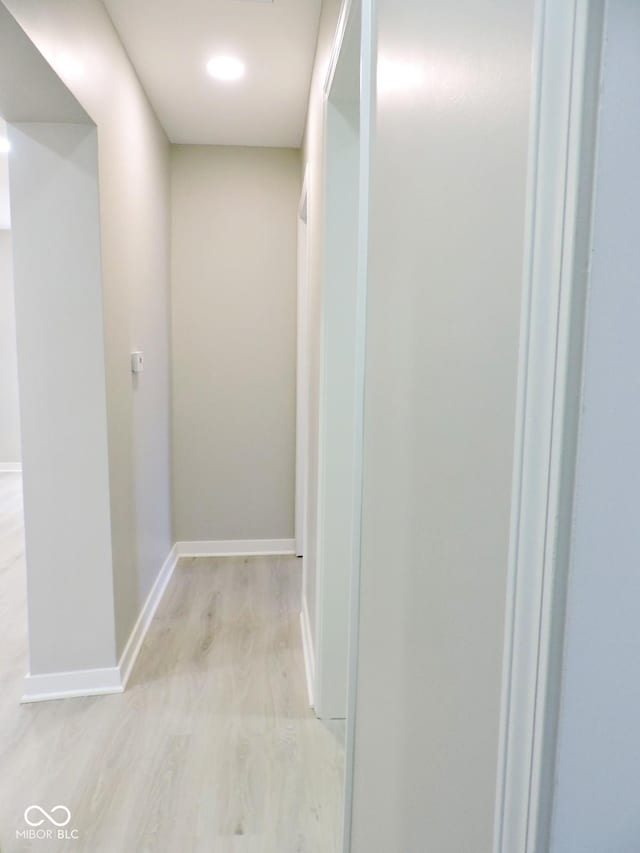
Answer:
xmin=349 ymin=1 xmax=535 ymax=851
xmin=9 ymin=121 xmax=117 ymax=676
xmin=4 ymin=0 xmax=173 ymax=657
xmin=301 ymin=0 xmax=342 ymax=647
xmin=0 ymin=230 xmax=20 ymax=465
xmin=171 ymin=145 xmax=300 ymax=543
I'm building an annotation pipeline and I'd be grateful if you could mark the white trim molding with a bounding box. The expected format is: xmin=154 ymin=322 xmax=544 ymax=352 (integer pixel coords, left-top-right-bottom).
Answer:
xmin=324 ymin=0 xmax=354 ymax=98
xmin=175 ymin=539 xmax=295 ymax=557
xmin=23 ymin=544 xmax=179 ymax=703
xmin=21 ymin=540 xmax=296 ymax=703
xmin=296 ymin=164 xmax=311 ymax=559
xmin=342 ymin=0 xmax=374 ymax=847
xmin=493 ymin=2 xmax=602 ymax=852
xmin=0 ymin=463 xmax=22 ymax=473
xmin=22 ymin=666 xmax=123 ymax=703
xmin=118 ymin=544 xmax=179 ymax=689
xmin=300 ymin=597 xmax=315 ymax=708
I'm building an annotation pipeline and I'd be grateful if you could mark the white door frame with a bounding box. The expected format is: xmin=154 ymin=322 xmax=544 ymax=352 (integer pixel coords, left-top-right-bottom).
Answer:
xmin=295 ymin=166 xmax=310 ymax=558
xmin=314 ymin=0 xmax=362 ymax=721
xmin=340 ymin=0 xmax=374 ymax=847
xmin=493 ymin=2 xmax=603 ymax=851
xmin=314 ymin=0 xmax=374 ymax=845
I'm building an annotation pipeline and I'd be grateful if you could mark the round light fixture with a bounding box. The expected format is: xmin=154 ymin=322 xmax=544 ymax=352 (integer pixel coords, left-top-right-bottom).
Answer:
xmin=206 ymin=55 xmax=245 ymax=82
xmin=0 ymin=138 xmax=10 ymax=154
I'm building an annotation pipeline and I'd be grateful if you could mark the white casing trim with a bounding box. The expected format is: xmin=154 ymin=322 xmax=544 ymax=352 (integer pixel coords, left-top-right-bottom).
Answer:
xmin=324 ymin=0 xmax=353 ymax=98
xmin=300 ymin=596 xmax=315 ymax=708
xmin=296 ymin=165 xmax=311 ymax=560
xmin=493 ymin=2 xmax=597 ymax=851
xmin=0 ymin=463 xmax=22 ymax=473
xmin=175 ymin=539 xmax=295 ymax=557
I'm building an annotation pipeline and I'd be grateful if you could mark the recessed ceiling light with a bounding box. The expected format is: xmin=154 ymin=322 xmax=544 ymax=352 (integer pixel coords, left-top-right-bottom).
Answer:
xmin=206 ymin=55 xmax=245 ymax=82
xmin=0 ymin=138 xmax=10 ymax=154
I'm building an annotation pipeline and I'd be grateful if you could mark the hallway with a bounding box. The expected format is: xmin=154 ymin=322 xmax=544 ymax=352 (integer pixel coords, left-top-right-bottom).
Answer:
xmin=0 ymin=475 xmax=344 ymax=853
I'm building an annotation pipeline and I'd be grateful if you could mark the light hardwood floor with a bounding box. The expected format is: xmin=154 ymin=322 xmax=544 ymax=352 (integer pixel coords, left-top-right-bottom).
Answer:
xmin=0 ymin=474 xmax=345 ymax=853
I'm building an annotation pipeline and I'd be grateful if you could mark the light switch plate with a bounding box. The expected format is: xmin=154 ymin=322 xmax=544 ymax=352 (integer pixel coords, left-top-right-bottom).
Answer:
xmin=131 ymin=351 xmax=144 ymax=374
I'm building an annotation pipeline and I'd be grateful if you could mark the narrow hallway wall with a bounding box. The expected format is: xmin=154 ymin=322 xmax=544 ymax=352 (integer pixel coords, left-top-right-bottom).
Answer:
xmin=9 ymin=121 xmax=117 ymax=677
xmin=171 ymin=145 xmax=300 ymax=543
xmin=350 ymin=1 xmax=535 ymax=851
xmin=3 ymin=0 xmax=173 ymax=657
xmin=0 ymin=230 xmax=20 ymax=467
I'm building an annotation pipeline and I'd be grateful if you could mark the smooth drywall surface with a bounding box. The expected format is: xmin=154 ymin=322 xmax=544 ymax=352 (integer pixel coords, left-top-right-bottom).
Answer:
xmin=9 ymin=123 xmax=116 ymax=673
xmin=301 ymin=0 xmax=342 ymax=650
xmin=550 ymin=5 xmax=640 ymax=851
xmin=0 ymin=230 xmax=20 ymax=465
xmin=171 ymin=145 xmax=300 ymax=542
xmin=0 ymin=119 xmax=10 ymax=229
xmin=0 ymin=3 xmax=89 ymax=125
xmin=349 ymin=2 xmax=534 ymax=851
xmin=3 ymin=0 xmax=173 ymax=656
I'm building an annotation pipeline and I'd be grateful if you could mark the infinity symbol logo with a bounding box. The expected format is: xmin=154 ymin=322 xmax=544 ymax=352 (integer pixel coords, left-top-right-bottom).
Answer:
xmin=24 ymin=805 xmax=71 ymax=828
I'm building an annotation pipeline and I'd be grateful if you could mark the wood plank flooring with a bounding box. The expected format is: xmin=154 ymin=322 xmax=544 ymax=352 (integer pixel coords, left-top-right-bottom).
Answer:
xmin=0 ymin=474 xmax=345 ymax=852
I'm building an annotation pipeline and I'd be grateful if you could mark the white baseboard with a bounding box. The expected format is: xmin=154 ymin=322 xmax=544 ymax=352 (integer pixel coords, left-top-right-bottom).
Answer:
xmin=118 ymin=544 xmax=179 ymax=689
xmin=21 ymin=541 xmax=292 ymax=702
xmin=22 ymin=666 xmax=123 ymax=703
xmin=175 ymin=539 xmax=296 ymax=557
xmin=0 ymin=463 xmax=21 ymax=473
xmin=22 ymin=544 xmax=179 ymax=703
xmin=300 ymin=596 xmax=315 ymax=709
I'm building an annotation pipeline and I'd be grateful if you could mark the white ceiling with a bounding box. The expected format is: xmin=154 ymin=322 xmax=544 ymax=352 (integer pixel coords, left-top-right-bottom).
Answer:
xmin=0 ymin=119 xmax=10 ymax=230
xmin=102 ymin=0 xmax=322 ymax=147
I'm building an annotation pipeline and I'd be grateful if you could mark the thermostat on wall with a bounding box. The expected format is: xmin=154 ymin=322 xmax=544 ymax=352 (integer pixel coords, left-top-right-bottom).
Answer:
xmin=131 ymin=351 xmax=144 ymax=374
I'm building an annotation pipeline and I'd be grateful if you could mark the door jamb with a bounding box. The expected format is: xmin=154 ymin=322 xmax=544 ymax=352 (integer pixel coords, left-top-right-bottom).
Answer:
xmin=314 ymin=0 xmax=361 ymax=721
xmin=341 ymin=0 xmax=374 ymax=846
xmin=296 ymin=165 xmax=310 ymax=559
xmin=493 ymin=2 xmax=603 ymax=850
xmin=317 ymin=0 xmax=375 ymax=848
